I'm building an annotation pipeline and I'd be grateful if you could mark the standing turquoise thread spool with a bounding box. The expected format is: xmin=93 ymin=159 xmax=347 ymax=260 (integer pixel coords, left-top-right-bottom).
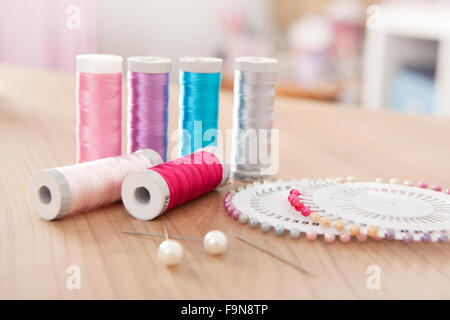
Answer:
xmin=178 ymin=57 xmax=222 ymax=156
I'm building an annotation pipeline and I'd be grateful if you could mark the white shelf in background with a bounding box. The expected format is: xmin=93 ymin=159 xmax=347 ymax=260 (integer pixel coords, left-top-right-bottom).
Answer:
xmin=362 ymin=2 xmax=450 ymax=116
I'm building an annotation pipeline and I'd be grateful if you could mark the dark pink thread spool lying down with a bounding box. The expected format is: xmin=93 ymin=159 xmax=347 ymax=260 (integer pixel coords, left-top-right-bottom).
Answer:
xmin=121 ymin=146 xmax=229 ymax=220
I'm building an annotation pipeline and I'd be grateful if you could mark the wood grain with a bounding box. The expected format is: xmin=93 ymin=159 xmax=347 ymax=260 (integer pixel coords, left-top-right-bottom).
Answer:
xmin=1 ymin=65 xmax=450 ymax=299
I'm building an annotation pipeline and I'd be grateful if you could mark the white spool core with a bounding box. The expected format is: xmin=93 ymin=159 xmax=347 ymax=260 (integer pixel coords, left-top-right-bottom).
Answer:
xmin=127 ymin=56 xmax=172 ymax=74
xmin=29 ymin=169 xmax=71 ymax=221
xmin=39 ymin=186 xmax=52 ymax=204
xmin=179 ymin=57 xmax=222 ymax=73
xmin=76 ymin=54 xmax=123 ymax=74
xmin=121 ymin=169 xmax=170 ymax=220
xmin=135 ymin=186 xmax=151 ymax=205
xmin=235 ymin=56 xmax=278 ymax=73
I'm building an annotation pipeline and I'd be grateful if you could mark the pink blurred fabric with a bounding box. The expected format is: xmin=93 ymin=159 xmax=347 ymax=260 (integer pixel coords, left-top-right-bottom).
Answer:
xmin=0 ymin=0 xmax=98 ymax=71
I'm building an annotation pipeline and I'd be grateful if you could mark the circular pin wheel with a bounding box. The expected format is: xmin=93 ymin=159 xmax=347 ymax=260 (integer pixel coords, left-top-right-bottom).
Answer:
xmin=224 ymin=178 xmax=450 ymax=243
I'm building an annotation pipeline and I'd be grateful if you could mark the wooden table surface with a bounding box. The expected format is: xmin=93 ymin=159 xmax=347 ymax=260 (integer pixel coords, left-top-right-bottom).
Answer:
xmin=1 ymin=65 xmax=450 ymax=300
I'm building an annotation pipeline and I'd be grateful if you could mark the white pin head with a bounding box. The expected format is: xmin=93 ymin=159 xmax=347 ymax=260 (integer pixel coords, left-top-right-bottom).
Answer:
xmin=158 ymin=239 xmax=183 ymax=266
xmin=203 ymin=230 xmax=228 ymax=255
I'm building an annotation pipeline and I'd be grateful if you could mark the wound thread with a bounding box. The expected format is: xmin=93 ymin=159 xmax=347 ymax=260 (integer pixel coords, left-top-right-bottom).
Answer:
xmin=231 ymin=57 xmax=277 ymax=181
xmin=127 ymin=57 xmax=171 ymax=161
xmin=121 ymin=147 xmax=229 ymax=220
xmin=76 ymin=54 xmax=123 ymax=163
xmin=152 ymin=150 xmax=223 ymax=211
xmin=178 ymin=57 xmax=222 ymax=156
xmin=29 ymin=149 xmax=163 ymax=221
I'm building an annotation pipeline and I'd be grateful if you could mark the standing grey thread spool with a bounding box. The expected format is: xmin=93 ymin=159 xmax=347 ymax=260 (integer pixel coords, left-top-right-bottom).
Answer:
xmin=231 ymin=57 xmax=277 ymax=182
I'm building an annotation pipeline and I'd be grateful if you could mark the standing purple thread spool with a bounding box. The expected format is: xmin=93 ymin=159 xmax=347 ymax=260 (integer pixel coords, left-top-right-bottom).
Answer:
xmin=127 ymin=57 xmax=172 ymax=161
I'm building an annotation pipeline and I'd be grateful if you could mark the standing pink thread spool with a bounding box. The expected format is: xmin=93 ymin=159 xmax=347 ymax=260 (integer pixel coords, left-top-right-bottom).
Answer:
xmin=76 ymin=54 xmax=123 ymax=163
xmin=29 ymin=149 xmax=163 ymax=221
xmin=121 ymin=146 xmax=230 ymax=220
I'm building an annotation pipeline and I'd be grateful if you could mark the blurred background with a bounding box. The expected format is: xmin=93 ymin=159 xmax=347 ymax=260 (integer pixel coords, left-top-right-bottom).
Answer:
xmin=1 ymin=0 xmax=449 ymax=116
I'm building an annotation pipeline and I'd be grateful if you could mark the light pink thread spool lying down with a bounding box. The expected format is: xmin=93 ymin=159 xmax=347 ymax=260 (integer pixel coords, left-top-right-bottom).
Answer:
xmin=29 ymin=149 xmax=163 ymax=221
